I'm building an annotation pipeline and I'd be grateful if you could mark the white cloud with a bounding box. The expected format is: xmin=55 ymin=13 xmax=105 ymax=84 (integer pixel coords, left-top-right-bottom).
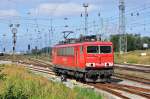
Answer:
xmin=0 ymin=9 xmax=19 ymax=17
xmin=29 ymin=3 xmax=97 ymax=16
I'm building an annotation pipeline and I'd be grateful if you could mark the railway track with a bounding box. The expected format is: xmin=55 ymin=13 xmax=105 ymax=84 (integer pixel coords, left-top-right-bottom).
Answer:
xmin=115 ymin=64 xmax=150 ymax=73
xmin=116 ymin=63 xmax=150 ymax=68
xmin=90 ymin=83 xmax=150 ymax=99
xmin=30 ymin=59 xmax=150 ymax=84
xmin=1 ymin=56 xmax=149 ymax=74
xmin=114 ymin=73 xmax=150 ymax=85
xmin=28 ymin=58 xmax=53 ymax=67
xmin=30 ymin=59 xmax=150 ymax=75
xmin=24 ymin=65 xmax=55 ymax=75
xmin=22 ymin=63 xmax=150 ymax=99
xmin=30 ymin=59 xmax=150 ymax=74
xmin=1 ymin=57 xmax=150 ymax=99
xmin=90 ymin=84 xmax=130 ymax=99
xmin=18 ymin=58 xmax=150 ymax=85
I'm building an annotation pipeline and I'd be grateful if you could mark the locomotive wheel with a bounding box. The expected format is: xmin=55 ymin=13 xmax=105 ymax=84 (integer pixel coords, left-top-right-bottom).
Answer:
xmin=83 ymin=74 xmax=88 ymax=83
xmin=55 ymin=72 xmax=60 ymax=76
xmin=61 ymin=74 xmax=67 ymax=82
xmin=106 ymin=76 xmax=111 ymax=83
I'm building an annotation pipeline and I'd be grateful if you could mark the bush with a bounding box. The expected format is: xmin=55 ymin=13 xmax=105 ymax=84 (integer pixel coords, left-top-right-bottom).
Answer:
xmin=0 ymin=73 xmax=6 ymax=81
xmin=0 ymin=64 xmax=6 ymax=81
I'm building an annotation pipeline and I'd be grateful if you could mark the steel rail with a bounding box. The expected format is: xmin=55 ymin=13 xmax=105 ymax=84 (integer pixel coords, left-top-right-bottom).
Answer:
xmin=114 ymin=73 xmax=150 ymax=85
xmin=114 ymin=66 xmax=150 ymax=73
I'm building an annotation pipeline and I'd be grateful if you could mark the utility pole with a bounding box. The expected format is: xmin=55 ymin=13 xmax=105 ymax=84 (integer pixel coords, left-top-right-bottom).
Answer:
xmin=48 ymin=29 xmax=52 ymax=59
xmin=119 ymin=0 xmax=127 ymax=54
xmin=44 ymin=32 xmax=47 ymax=56
xmin=50 ymin=18 xmax=53 ymax=47
xmin=3 ymin=34 xmax=6 ymax=53
xmin=27 ymin=29 xmax=31 ymax=54
xmin=48 ymin=17 xmax=54 ymax=60
xmin=98 ymin=12 xmax=103 ymax=41
xmin=49 ymin=18 xmax=53 ymax=47
xmin=34 ymin=29 xmax=38 ymax=58
xmin=29 ymin=35 xmax=32 ymax=54
xmin=83 ymin=3 xmax=89 ymax=35
xmin=93 ymin=20 xmax=99 ymax=41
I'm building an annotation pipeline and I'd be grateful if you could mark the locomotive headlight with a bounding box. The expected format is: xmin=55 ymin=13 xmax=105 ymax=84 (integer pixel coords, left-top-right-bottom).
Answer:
xmin=108 ymin=62 xmax=113 ymax=66
xmin=91 ymin=63 xmax=96 ymax=67
xmin=104 ymin=62 xmax=113 ymax=67
xmin=86 ymin=63 xmax=91 ymax=67
xmin=86 ymin=63 xmax=96 ymax=67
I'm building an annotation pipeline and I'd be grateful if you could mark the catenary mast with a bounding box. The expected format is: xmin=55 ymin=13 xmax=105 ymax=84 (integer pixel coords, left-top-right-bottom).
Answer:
xmin=119 ymin=0 xmax=127 ymax=54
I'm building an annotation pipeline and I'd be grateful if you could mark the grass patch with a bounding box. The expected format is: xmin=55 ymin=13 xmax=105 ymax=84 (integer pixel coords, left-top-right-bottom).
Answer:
xmin=0 ymin=64 xmax=102 ymax=99
xmin=115 ymin=50 xmax=150 ymax=65
xmin=74 ymin=87 xmax=101 ymax=99
xmin=0 ymin=64 xmax=5 ymax=70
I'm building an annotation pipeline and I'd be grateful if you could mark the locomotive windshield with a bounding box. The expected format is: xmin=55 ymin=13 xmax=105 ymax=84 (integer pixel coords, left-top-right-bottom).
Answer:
xmin=100 ymin=46 xmax=111 ymax=53
xmin=87 ymin=46 xmax=99 ymax=53
xmin=87 ymin=46 xmax=112 ymax=54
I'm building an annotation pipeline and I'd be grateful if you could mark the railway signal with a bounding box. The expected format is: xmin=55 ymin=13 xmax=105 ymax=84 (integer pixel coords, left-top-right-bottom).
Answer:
xmin=10 ymin=24 xmax=20 ymax=60
xmin=28 ymin=44 xmax=31 ymax=53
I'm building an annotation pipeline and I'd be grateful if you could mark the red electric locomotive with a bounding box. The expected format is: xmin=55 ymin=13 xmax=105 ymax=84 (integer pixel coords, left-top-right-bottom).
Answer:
xmin=52 ymin=36 xmax=114 ymax=82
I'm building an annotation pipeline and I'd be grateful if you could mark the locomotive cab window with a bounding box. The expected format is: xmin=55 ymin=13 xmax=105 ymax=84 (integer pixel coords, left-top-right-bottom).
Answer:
xmin=87 ymin=46 xmax=99 ymax=53
xmin=87 ymin=45 xmax=112 ymax=54
xmin=100 ymin=46 xmax=111 ymax=53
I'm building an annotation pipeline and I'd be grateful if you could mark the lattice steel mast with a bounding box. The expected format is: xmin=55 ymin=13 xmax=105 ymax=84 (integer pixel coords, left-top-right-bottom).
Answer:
xmin=83 ymin=3 xmax=88 ymax=35
xmin=119 ymin=0 xmax=127 ymax=54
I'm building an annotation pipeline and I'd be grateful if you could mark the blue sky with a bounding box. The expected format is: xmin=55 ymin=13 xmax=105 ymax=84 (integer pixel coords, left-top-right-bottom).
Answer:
xmin=0 ymin=0 xmax=150 ymax=52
